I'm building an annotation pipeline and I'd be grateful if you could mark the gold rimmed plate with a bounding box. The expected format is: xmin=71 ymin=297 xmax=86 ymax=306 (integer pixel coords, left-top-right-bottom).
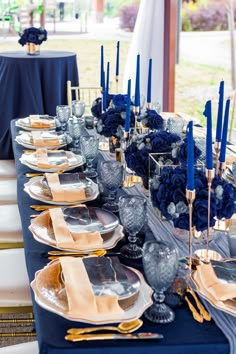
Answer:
xmin=20 ymin=150 xmax=85 ymax=173
xmin=29 ymin=206 xmax=124 ymax=251
xmin=15 ymin=131 xmax=67 ymax=150
xmin=15 ymin=116 xmax=56 ymax=131
xmin=31 ymin=258 xmax=153 ymax=324
xmin=24 ymin=175 xmax=99 ymax=205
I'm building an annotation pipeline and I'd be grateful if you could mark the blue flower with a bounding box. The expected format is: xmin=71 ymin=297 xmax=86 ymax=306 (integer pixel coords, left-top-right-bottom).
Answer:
xmin=141 ymin=109 xmax=164 ymax=130
xmin=95 ymin=105 xmax=135 ymax=138
xmin=212 ymin=175 xmax=234 ymax=220
xmin=112 ymin=94 xmax=128 ymax=107
xmin=150 ymin=167 xmax=217 ymax=232
xmin=91 ymin=94 xmax=114 ymax=118
xmin=18 ymin=27 xmax=47 ymax=46
xmin=177 ymin=138 xmax=201 ymax=165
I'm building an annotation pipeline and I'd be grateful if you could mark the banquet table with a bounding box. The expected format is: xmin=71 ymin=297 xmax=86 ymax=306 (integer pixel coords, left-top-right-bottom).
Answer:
xmin=0 ymin=51 xmax=79 ymax=159
xmin=10 ymin=120 xmax=236 ymax=354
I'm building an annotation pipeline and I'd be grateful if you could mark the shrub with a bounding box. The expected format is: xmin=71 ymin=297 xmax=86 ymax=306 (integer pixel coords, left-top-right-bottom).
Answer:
xmin=182 ymin=0 xmax=236 ymax=31
xmin=119 ymin=3 xmax=139 ymax=31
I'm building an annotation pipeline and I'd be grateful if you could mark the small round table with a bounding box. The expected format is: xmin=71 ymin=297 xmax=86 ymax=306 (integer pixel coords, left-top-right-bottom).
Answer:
xmin=0 ymin=50 xmax=79 ymax=159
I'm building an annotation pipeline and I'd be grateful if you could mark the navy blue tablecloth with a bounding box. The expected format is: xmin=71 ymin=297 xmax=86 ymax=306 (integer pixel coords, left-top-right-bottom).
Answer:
xmin=11 ymin=121 xmax=229 ymax=354
xmin=0 ymin=51 xmax=79 ymax=159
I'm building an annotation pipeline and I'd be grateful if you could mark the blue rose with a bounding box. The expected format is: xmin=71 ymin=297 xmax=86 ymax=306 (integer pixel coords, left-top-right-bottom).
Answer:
xmin=193 ymin=190 xmax=216 ymax=231
xmin=141 ymin=109 xmax=164 ymax=130
xmin=177 ymin=138 xmax=201 ymax=165
xmin=112 ymin=94 xmax=128 ymax=107
xmin=173 ymin=213 xmax=189 ymax=230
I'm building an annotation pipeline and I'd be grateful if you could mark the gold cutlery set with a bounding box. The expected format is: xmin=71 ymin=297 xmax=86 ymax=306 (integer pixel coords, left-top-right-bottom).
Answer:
xmin=65 ymin=320 xmax=164 ymax=342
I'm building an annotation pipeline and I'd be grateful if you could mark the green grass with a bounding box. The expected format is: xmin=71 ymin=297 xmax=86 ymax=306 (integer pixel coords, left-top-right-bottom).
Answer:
xmin=0 ymin=38 xmax=232 ymax=128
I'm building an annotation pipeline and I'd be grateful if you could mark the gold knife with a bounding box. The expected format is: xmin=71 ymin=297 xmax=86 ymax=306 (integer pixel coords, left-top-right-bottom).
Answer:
xmin=48 ymin=249 xmax=107 ymax=257
xmin=65 ymin=333 xmax=164 ymax=342
xmin=30 ymin=204 xmax=82 ymax=211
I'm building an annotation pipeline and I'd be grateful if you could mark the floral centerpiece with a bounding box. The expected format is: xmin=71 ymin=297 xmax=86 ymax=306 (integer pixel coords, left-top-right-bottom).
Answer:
xmin=95 ymin=94 xmax=135 ymax=139
xmin=125 ymin=131 xmax=181 ymax=187
xmin=150 ymin=166 xmax=234 ymax=233
xmin=18 ymin=27 xmax=47 ymax=55
xmin=140 ymin=109 xmax=164 ymax=130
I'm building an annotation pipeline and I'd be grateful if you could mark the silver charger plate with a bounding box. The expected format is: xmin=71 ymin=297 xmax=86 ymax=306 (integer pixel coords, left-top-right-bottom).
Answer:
xmin=15 ymin=131 xmax=67 ymax=150
xmin=24 ymin=175 xmax=99 ymax=205
xmin=20 ymin=150 xmax=85 ymax=172
xmin=15 ymin=116 xmax=56 ymax=131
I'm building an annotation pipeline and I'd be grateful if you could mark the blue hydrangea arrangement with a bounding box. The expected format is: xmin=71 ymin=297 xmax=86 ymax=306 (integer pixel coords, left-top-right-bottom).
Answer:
xmin=140 ymin=109 xmax=164 ymax=130
xmin=18 ymin=27 xmax=47 ymax=46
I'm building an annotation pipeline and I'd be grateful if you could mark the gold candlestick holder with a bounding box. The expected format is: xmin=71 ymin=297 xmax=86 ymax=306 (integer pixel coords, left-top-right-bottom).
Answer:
xmin=186 ymin=189 xmax=196 ymax=269
xmin=214 ymin=141 xmax=221 ymax=175
xmin=218 ymin=161 xmax=226 ymax=179
xmin=205 ymin=168 xmax=215 ymax=262
xmin=146 ymin=102 xmax=151 ymax=110
xmin=134 ymin=106 xmax=140 ymax=133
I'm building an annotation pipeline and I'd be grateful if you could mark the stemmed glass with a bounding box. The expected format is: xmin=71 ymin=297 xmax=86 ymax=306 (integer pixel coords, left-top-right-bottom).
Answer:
xmin=166 ymin=117 xmax=184 ymax=136
xmin=80 ymin=135 xmax=99 ymax=178
xmin=142 ymin=241 xmax=179 ymax=323
xmin=68 ymin=118 xmax=84 ymax=154
xmin=72 ymin=100 xmax=86 ymax=119
xmin=56 ymin=105 xmax=71 ymax=133
xmin=119 ymin=195 xmax=147 ymax=259
xmin=99 ymin=161 xmax=124 ymax=212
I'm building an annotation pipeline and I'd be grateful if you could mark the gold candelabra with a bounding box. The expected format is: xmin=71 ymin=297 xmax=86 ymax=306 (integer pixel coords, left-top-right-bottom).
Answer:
xmin=214 ymin=141 xmax=221 ymax=175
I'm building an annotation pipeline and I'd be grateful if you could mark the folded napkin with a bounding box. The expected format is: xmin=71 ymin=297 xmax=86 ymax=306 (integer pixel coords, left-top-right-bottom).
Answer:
xmin=31 ymin=131 xmax=59 ymax=147
xmin=30 ymin=115 xmax=53 ymax=129
xmin=195 ymin=262 xmax=236 ymax=302
xmin=49 ymin=207 xmax=103 ymax=249
xmin=60 ymin=257 xmax=124 ymax=316
xmin=45 ymin=173 xmax=87 ymax=202
xmin=36 ymin=149 xmax=69 ymax=169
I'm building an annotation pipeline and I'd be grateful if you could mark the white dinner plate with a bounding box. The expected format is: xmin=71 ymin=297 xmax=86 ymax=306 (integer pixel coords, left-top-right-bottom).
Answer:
xmin=24 ymin=176 xmax=99 ymax=205
xmin=20 ymin=150 xmax=85 ymax=172
xmin=15 ymin=131 xmax=67 ymax=150
xmin=15 ymin=116 xmax=56 ymax=131
xmin=31 ymin=259 xmax=153 ymax=324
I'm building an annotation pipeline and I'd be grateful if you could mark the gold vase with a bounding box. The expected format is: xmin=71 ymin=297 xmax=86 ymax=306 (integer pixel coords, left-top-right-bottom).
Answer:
xmin=26 ymin=43 xmax=40 ymax=56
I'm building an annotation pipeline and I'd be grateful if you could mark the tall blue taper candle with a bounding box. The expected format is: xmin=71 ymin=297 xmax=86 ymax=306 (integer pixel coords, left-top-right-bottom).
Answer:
xmin=147 ymin=58 xmax=152 ymax=104
xmin=219 ymin=98 xmax=230 ymax=163
xmin=115 ymin=41 xmax=120 ymax=80
xmin=100 ymin=45 xmax=104 ymax=89
xmin=102 ymin=71 xmax=106 ymax=112
xmin=106 ymin=61 xmax=110 ymax=95
xmin=203 ymin=100 xmax=213 ymax=170
xmin=216 ymin=81 xmax=224 ymax=142
xmin=187 ymin=121 xmax=194 ymax=190
xmin=134 ymin=54 xmax=140 ymax=107
xmin=125 ymin=79 xmax=131 ymax=132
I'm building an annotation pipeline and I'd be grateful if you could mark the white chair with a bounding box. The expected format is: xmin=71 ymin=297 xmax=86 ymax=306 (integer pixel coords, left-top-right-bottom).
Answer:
xmin=0 ymin=248 xmax=34 ymax=336
xmin=0 ymin=160 xmax=16 ymax=179
xmin=0 ymin=341 xmax=38 ymax=353
xmin=0 ymin=179 xmax=17 ymax=205
xmin=67 ymin=80 xmax=101 ymax=112
xmin=0 ymin=204 xmax=23 ymax=249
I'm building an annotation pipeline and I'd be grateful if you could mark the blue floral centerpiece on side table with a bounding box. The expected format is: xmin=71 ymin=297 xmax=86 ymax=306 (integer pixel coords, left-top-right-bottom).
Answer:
xmin=18 ymin=27 xmax=47 ymax=55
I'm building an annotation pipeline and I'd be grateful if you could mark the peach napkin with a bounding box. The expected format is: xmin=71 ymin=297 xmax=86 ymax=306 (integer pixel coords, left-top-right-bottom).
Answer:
xmin=30 ymin=115 xmax=53 ymax=129
xmin=49 ymin=207 xmax=103 ymax=248
xmin=31 ymin=131 xmax=60 ymax=147
xmin=60 ymin=257 xmax=124 ymax=316
xmin=195 ymin=262 xmax=236 ymax=301
xmin=45 ymin=173 xmax=87 ymax=202
xmin=36 ymin=149 xmax=69 ymax=169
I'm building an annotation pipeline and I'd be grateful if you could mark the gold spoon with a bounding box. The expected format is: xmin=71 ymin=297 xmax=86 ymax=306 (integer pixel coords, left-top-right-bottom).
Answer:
xmin=25 ymin=170 xmax=64 ymax=178
xmin=67 ymin=319 xmax=143 ymax=335
xmin=48 ymin=249 xmax=107 ymax=258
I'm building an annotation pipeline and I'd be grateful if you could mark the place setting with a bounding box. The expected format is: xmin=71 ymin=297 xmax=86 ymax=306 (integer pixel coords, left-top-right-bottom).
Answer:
xmin=24 ymin=171 xmax=99 ymax=205
xmin=15 ymin=114 xmax=56 ymax=131
xmin=15 ymin=130 xmax=67 ymax=150
xmin=20 ymin=149 xmax=85 ymax=173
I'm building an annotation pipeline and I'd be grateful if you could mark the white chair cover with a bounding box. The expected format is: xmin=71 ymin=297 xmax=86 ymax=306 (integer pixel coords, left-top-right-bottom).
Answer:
xmin=0 ymin=160 xmax=16 ymax=179
xmin=0 ymin=248 xmax=31 ymax=307
xmin=0 ymin=204 xmax=23 ymax=242
xmin=0 ymin=341 xmax=38 ymax=353
xmin=0 ymin=179 xmax=17 ymax=204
